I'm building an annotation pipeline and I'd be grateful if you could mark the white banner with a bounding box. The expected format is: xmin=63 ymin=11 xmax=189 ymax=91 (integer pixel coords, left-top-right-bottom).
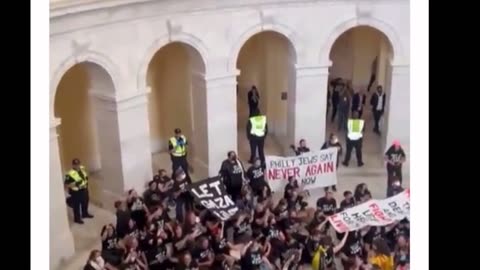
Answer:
xmin=329 ymin=189 xmax=410 ymax=232
xmin=265 ymin=148 xmax=338 ymax=192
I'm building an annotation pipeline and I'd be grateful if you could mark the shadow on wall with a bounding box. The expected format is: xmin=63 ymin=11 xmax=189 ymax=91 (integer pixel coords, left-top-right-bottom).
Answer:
xmin=54 ymin=64 xmax=101 ymax=173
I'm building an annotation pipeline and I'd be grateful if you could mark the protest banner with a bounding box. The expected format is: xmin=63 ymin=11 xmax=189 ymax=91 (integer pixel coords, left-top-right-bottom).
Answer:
xmin=188 ymin=176 xmax=239 ymax=221
xmin=328 ymin=189 xmax=410 ymax=232
xmin=265 ymin=148 xmax=338 ymax=192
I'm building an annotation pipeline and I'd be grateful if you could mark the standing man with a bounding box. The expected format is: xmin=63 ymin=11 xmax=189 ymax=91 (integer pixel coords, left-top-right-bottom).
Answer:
xmin=384 ymin=140 xmax=406 ymax=184
xmin=337 ymin=90 xmax=350 ymax=131
xmin=64 ymin=158 xmax=93 ymax=224
xmin=219 ymin=151 xmax=246 ymax=201
xmin=247 ymin=109 xmax=268 ymax=165
xmin=342 ymin=112 xmax=365 ymax=167
xmin=169 ymin=128 xmax=189 ymax=178
xmin=370 ymin=85 xmax=387 ymax=135
xmin=330 ymin=79 xmax=343 ymax=123
xmin=247 ymin=85 xmax=260 ymax=117
xmin=351 ymin=87 xmax=366 ymax=119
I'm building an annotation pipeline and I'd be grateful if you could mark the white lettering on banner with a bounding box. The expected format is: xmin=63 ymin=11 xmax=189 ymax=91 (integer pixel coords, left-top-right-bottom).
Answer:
xmin=188 ymin=176 xmax=239 ymax=221
xmin=329 ymin=189 xmax=410 ymax=232
xmin=265 ymin=148 xmax=338 ymax=192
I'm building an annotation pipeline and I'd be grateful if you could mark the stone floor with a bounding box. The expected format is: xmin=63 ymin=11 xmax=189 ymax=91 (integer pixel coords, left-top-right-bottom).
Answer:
xmin=58 ymin=110 xmax=409 ymax=270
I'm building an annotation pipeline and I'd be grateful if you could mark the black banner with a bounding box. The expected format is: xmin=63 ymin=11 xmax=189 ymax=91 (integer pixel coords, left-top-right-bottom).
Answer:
xmin=188 ymin=176 xmax=239 ymax=221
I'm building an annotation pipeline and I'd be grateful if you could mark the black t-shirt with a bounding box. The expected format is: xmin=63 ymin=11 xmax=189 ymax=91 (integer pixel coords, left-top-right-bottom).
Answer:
xmin=316 ymin=197 xmax=337 ymax=216
xmin=173 ymin=179 xmax=188 ymax=193
xmin=385 ymin=146 xmax=406 ymax=165
xmin=144 ymin=189 xmax=163 ymax=208
xmin=273 ymin=205 xmax=289 ymax=220
xmin=102 ymin=235 xmax=117 ymax=251
xmin=234 ymin=218 xmax=251 ymax=237
xmin=192 ymin=247 xmax=212 ymax=263
xmin=151 ymin=211 xmax=171 ymax=232
xmin=219 ymin=160 xmax=244 ymax=189
xmin=340 ymin=198 xmax=356 ymax=211
xmin=364 ymin=226 xmax=385 ymax=245
xmin=213 ymin=237 xmax=230 ymax=254
xmin=116 ymin=209 xmax=131 ymax=238
xmin=146 ymin=243 xmax=168 ymax=266
xmin=306 ymin=237 xmax=321 ymax=256
xmin=287 ymin=196 xmax=304 ymax=211
xmin=247 ymin=167 xmax=267 ymax=194
xmin=283 ymin=182 xmax=298 ymax=200
xmin=241 ymin=250 xmax=263 ymax=269
xmin=342 ymin=231 xmax=363 ymax=257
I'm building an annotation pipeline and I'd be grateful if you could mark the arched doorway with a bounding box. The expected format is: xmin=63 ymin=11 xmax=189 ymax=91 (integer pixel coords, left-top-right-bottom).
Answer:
xmin=326 ymin=26 xmax=394 ymax=164
xmin=53 ymin=62 xmax=116 ymax=207
xmin=235 ymin=31 xmax=297 ymax=161
xmin=146 ymin=42 xmax=208 ymax=178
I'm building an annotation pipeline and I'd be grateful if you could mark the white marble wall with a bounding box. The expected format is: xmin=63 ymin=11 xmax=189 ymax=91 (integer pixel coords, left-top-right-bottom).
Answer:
xmin=49 ymin=0 xmax=410 ymax=268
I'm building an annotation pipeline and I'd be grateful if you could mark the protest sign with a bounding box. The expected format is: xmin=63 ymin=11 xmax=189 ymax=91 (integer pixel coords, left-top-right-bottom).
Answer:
xmin=265 ymin=148 xmax=338 ymax=192
xmin=329 ymin=189 xmax=410 ymax=232
xmin=188 ymin=176 xmax=238 ymax=221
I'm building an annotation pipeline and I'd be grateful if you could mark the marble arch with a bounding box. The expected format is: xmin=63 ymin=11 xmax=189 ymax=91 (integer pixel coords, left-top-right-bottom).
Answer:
xmin=137 ymin=33 xmax=210 ymax=91
xmin=50 ymin=51 xmax=121 ymax=119
xmin=318 ymin=17 xmax=405 ymax=65
xmin=228 ymin=22 xmax=303 ymax=72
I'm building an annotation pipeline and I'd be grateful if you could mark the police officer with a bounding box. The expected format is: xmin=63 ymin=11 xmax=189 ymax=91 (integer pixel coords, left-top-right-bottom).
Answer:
xmin=342 ymin=112 xmax=365 ymax=167
xmin=246 ymin=109 xmax=268 ymax=165
xmin=64 ymin=158 xmax=93 ymax=224
xmin=169 ymin=128 xmax=189 ymax=178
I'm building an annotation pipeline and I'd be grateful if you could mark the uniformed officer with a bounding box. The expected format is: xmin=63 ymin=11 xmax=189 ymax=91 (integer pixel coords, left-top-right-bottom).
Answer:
xmin=64 ymin=158 xmax=93 ymax=224
xmin=246 ymin=109 xmax=268 ymax=165
xmin=342 ymin=112 xmax=365 ymax=167
xmin=169 ymin=128 xmax=189 ymax=178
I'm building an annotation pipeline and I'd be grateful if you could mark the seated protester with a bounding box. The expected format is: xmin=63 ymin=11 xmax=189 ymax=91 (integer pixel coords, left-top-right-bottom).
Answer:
xmin=272 ymin=199 xmax=289 ymax=221
xmin=84 ymin=249 xmax=117 ymax=270
xmin=101 ymin=224 xmax=122 ymax=266
xmin=191 ymin=236 xmax=215 ymax=269
xmin=236 ymin=185 xmax=255 ymax=213
xmin=115 ymin=201 xmax=131 ymax=239
xmin=363 ymin=226 xmax=386 ymax=252
xmin=316 ymin=191 xmax=337 ymax=216
xmin=282 ymin=251 xmax=302 ymax=270
xmin=302 ymin=226 xmax=324 ymax=264
xmin=203 ymin=212 xmax=222 ymax=240
xmin=387 ymin=178 xmax=404 ymax=198
xmin=156 ymin=170 xmax=174 ymax=200
xmin=339 ymin=231 xmax=364 ymax=269
xmin=307 ymin=210 xmax=327 ymax=234
xmin=263 ymin=217 xmax=286 ymax=268
xmin=183 ymin=211 xmax=205 ymax=236
xmin=127 ymin=189 xmax=149 ymax=230
xmin=361 ymin=192 xmax=373 ymax=203
xmin=126 ymin=219 xmax=140 ymax=239
xmin=251 ymin=202 xmax=271 ymax=233
xmin=283 ymin=177 xmax=299 ymax=200
xmin=138 ymin=226 xmax=156 ymax=253
xmin=311 ymin=232 xmax=349 ymax=270
xmin=367 ymin=238 xmax=394 ymax=270
xmin=354 ymin=183 xmax=371 ymax=203
xmin=278 ymin=210 xmax=302 ymax=235
xmin=143 ymin=181 xmax=162 ymax=210
xmin=240 ymin=238 xmax=273 ymax=270
xmin=286 ymin=189 xmax=308 ymax=213
xmin=121 ymin=236 xmax=148 ymax=270
xmin=174 ymin=252 xmax=199 ymax=270
xmin=148 ymin=206 xmax=171 ymax=232
xmin=233 ymin=211 xmax=253 ymax=244
xmin=393 ymin=235 xmax=410 ymax=269
xmin=246 ymin=158 xmax=271 ymax=198
xmin=386 ymin=219 xmax=410 ymax=250
xmin=172 ymin=224 xmax=192 ymax=256
xmin=340 ymin=190 xmax=356 ymax=211
xmin=211 ymin=224 xmax=243 ymax=269
xmin=282 ymin=235 xmax=301 ymax=265
xmin=145 ymin=232 xmax=173 ymax=270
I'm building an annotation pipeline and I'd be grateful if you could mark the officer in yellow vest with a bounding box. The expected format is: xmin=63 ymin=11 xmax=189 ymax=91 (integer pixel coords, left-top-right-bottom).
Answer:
xmin=246 ymin=109 xmax=268 ymax=165
xmin=169 ymin=128 xmax=189 ymax=178
xmin=342 ymin=112 xmax=365 ymax=167
xmin=64 ymin=158 xmax=93 ymax=224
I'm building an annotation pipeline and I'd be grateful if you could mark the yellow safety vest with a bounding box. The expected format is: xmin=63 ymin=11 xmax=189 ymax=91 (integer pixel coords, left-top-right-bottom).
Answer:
xmin=311 ymin=246 xmax=326 ymax=270
xmin=249 ymin=115 xmax=267 ymax=137
xmin=347 ymin=119 xmax=364 ymax=140
xmin=67 ymin=166 xmax=88 ymax=191
xmin=169 ymin=135 xmax=187 ymax=157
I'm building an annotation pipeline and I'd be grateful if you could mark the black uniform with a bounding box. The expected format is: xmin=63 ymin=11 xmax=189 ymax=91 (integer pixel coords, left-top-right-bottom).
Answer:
xmin=342 ymin=119 xmax=364 ymax=166
xmin=246 ymin=116 xmax=268 ymax=164
xmin=64 ymin=169 xmax=90 ymax=223
xmin=169 ymin=135 xmax=189 ymax=178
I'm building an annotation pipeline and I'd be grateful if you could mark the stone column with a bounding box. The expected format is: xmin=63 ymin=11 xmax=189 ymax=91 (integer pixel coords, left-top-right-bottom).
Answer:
xmin=205 ymin=74 xmax=238 ymax=176
xmin=50 ymin=118 xmax=75 ymax=269
xmin=91 ymin=91 xmax=153 ymax=208
xmin=288 ymin=65 xmax=330 ymax=151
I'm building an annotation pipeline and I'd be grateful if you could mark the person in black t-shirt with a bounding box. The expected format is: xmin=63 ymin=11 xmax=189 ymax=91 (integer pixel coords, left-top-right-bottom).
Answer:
xmin=145 ymin=235 xmax=172 ymax=270
xmin=219 ymin=151 xmax=246 ymax=202
xmin=100 ymin=224 xmax=123 ymax=266
xmin=246 ymin=158 xmax=271 ymax=198
xmin=316 ymin=191 xmax=337 ymax=216
xmin=339 ymin=230 xmax=363 ymax=267
xmin=192 ymin=237 xmax=215 ymax=268
xmin=340 ymin=190 xmax=356 ymax=211
xmin=384 ymin=140 xmax=406 ymax=184
xmin=143 ymin=180 xmax=162 ymax=210
xmin=172 ymin=167 xmax=190 ymax=222
xmin=354 ymin=183 xmax=371 ymax=203
xmin=283 ymin=177 xmax=299 ymax=200
xmin=175 ymin=252 xmax=199 ymax=270
xmin=127 ymin=189 xmax=148 ymax=230
xmin=290 ymin=139 xmax=310 ymax=156
xmin=321 ymin=133 xmax=343 ymax=192
xmin=240 ymin=240 xmax=271 ymax=270
xmin=115 ymin=200 xmax=131 ymax=239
